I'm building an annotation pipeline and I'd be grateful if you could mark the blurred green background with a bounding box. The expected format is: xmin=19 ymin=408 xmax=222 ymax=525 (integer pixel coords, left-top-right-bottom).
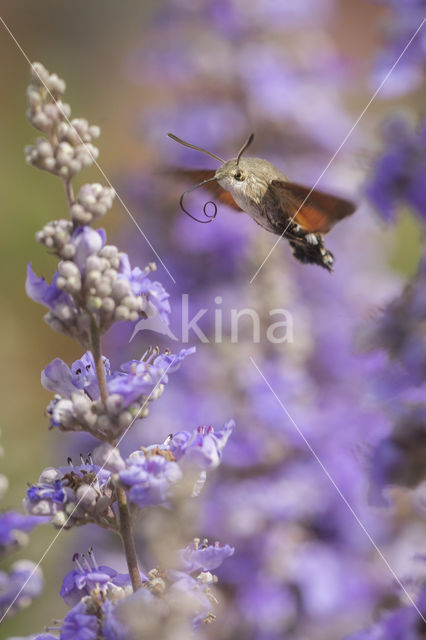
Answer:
xmin=0 ymin=0 xmax=421 ymax=636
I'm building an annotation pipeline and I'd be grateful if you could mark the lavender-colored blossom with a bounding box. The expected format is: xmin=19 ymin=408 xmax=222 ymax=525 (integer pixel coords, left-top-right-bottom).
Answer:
xmin=25 ymin=264 xmax=81 ymax=339
xmin=360 ymin=254 xmax=426 ymax=388
xmin=101 ymin=567 xmax=217 ymax=637
xmin=370 ymin=405 xmax=426 ymax=496
xmin=27 ymin=237 xmax=170 ymax=342
xmin=60 ymin=550 xmax=132 ymax=606
xmin=69 ymin=226 xmax=106 ymax=275
xmin=120 ymin=346 xmax=196 ymax=383
xmin=344 ymin=597 xmax=426 ymax=639
xmin=179 ymin=539 xmax=235 ymax=572
xmin=118 ymin=420 xmax=234 ymax=506
xmin=169 ymin=420 xmax=235 ymax=469
xmin=0 ymin=512 xmax=48 ymax=557
xmin=0 ymin=561 xmax=43 ymax=618
xmin=168 ymin=571 xmax=213 ymax=630
xmin=42 ymin=347 xmax=194 ymax=439
xmin=42 ymin=350 xmax=110 ymax=401
xmin=17 ymin=57 xmax=235 ymax=640
xmin=118 ymin=254 xmax=171 ymax=324
xmin=60 ymin=599 xmax=101 ymax=640
xmin=119 ymin=448 xmax=183 ymax=507
xmin=370 ymin=1 xmax=426 ymax=97
xmin=24 ymin=458 xmax=114 ymax=529
xmin=365 ymin=116 xmax=426 ymax=222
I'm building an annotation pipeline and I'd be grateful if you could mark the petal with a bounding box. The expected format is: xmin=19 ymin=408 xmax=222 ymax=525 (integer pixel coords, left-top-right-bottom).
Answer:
xmin=25 ymin=263 xmax=49 ymax=304
xmin=42 ymin=358 xmax=76 ymax=397
xmin=72 ymin=227 xmax=105 ymax=271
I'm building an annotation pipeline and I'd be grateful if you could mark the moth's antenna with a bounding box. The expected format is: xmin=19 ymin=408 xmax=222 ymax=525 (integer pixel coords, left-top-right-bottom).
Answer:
xmin=179 ymin=177 xmax=218 ymax=224
xmin=167 ymin=133 xmax=225 ymax=164
xmin=236 ymin=133 xmax=255 ymax=165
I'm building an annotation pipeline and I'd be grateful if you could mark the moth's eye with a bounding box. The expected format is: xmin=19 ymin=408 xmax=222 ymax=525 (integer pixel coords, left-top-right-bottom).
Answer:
xmin=234 ymin=171 xmax=245 ymax=182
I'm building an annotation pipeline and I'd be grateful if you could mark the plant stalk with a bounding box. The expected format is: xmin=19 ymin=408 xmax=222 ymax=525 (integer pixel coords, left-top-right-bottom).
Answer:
xmin=90 ymin=319 xmax=108 ymax=406
xmin=90 ymin=321 xmax=142 ymax=591
xmin=116 ymin=486 xmax=143 ymax=591
xmin=63 ymin=178 xmax=74 ymax=208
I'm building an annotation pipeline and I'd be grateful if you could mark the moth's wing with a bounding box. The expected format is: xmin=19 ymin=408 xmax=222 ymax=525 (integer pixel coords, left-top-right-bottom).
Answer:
xmin=171 ymin=169 xmax=243 ymax=211
xmin=269 ymin=180 xmax=356 ymax=234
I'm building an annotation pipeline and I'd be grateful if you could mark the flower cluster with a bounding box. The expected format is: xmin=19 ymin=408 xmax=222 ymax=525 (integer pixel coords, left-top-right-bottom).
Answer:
xmin=117 ymin=421 xmax=234 ymax=506
xmin=0 ymin=560 xmax=44 ymax=619
xmin=42 ymin=347 xmax=194 ymax=440
xmin=344 ymin=571 xmax=426 ymax=639
xmin=25 ymin=63 xmax=170 ymax=346
xmin=27 ymin=230 xmax=170 ymax=344
xmin=24 ymin=456 xmax=115 ymax=530
xmin=0 ymin=432 xmax=46 ymax=620
xmin=13 ymin=61 xmax=235 ymax=638
xmin=370 ymin=0 xmax=425 ymax=97
xmin=361 ymin=255 xmax=426 ymax=387
xmin=24 ymin=420 xmax=234 ymax=534
xmin=25 ymin=62 xmax=99 ymax=178
xmin=361 ymin=256 xmax=426 ymax=504
xmin=35 ymin=540 xmax=233 ymax=640
xmin=365 ymin=115 xmax=426 ymax=223
xmin=115 ymin=2 xmax=426 ymax=639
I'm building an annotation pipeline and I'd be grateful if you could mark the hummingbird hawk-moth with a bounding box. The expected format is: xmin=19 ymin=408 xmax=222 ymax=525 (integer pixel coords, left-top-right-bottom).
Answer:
xmin=168 ymin=132 xmax=356 ymax=272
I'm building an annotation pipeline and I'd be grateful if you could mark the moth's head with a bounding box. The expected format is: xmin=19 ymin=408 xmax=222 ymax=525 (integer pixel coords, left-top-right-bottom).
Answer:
xmin=215 ymin=158 xmax=249 ymax=192
xmin=167 ymin=132 xmax=254 ymax=222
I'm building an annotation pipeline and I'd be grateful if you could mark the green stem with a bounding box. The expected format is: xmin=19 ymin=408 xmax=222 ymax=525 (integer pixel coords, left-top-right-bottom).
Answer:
xmin=116 ymin=486 xmax=143 ymax=591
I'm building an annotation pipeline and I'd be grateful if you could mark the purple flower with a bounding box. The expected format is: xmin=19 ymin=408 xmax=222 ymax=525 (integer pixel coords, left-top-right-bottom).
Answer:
xmin=100 ymin=589 xmax=156 ymax=640
xmin=365 ymin=116 xmax=426 ymax=222
xmin=169 ymin=571 xmax=212 ymax=630
xmin=42 ymin=348 xmax=194 ymax=436
xmin=370 ymin=1 xmax=426 ymax=97
xmin=71 ymin=226 xmax=106 ymax=273
xmin=41 ymin=347 xmax=195 ymax=441
xmin=27 ymin=236 xmax=172 ymax=340
xmin=25 ymin=263 xmax=72 ymax=310
xmin=0 ymin=512 xmax=49 ymax=555
xmin=118 ymin=419 xmax=234 ymax=507
xmin=344 ymin=601 xmax=424 ymax=639
xmin=180 ymin=540 xmax=235 ymax=572
xmin=169 ymin=420 xmax=234 ymax=469
xmin=0 ymin=560 xmax=43 ymax=618
xmin=25 ymin=459 xmax=112 ymax=528
xmin=361 ymin=255 xmax=426 ymax=389
xmin=120 ymin=346 xmax=196 ymax=383
xmin=26 ymin=478 xmax=66 ymax=506
xmin=60 ymin=600 xmax=100 ymax=640
xmin=42 ymin=350 xmax=110 ymax=401
xmin=369 ymin=406 xmax=426 ymax=495
xmin=60 ymin=550 xmax=132 ymax=606
xmin=119 ymin=449 xmax=182 ymax=507
xmin=118 ymin=254 xmax=171 ymax=324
